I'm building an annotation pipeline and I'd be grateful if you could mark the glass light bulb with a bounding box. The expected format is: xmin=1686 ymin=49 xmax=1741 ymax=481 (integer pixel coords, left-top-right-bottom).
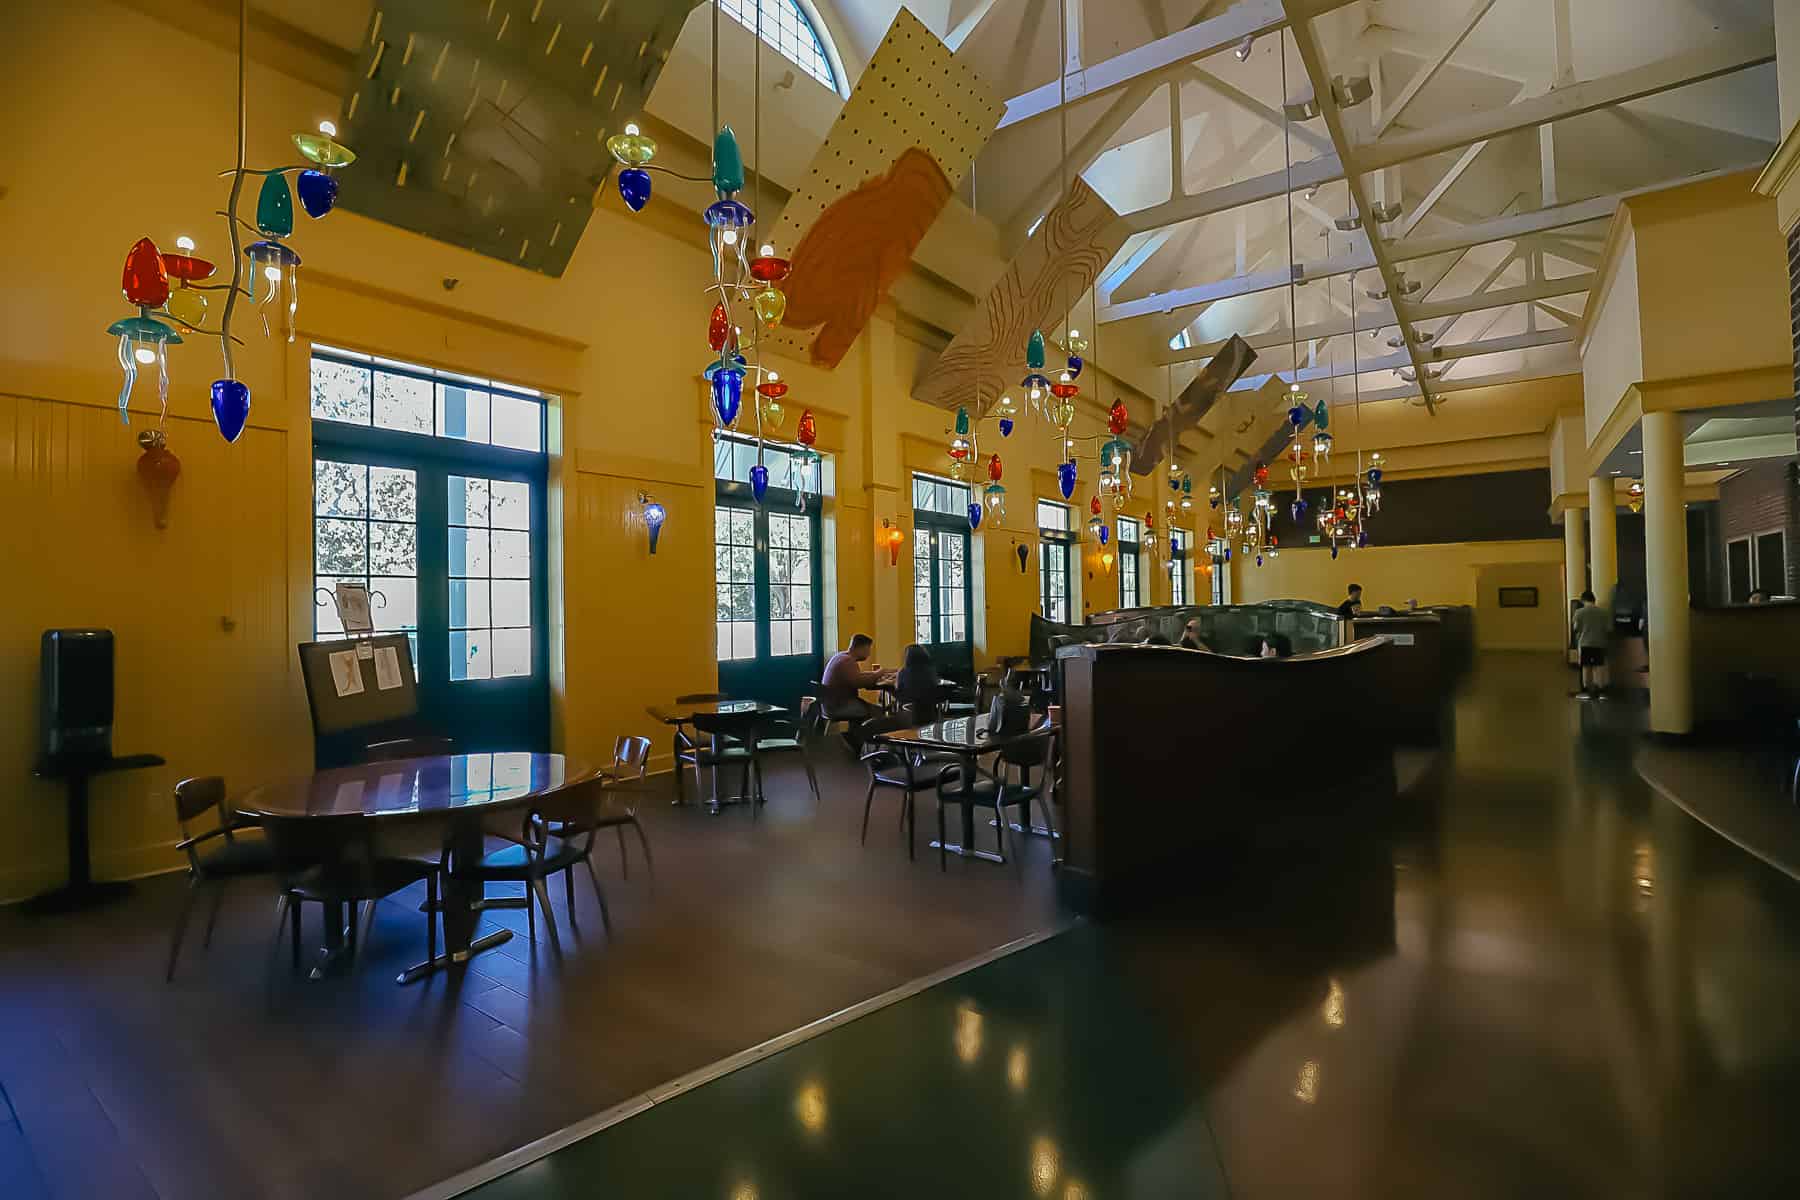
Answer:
xmin=768 ymin=370 xmax=779 ymax=382
xmin=319 ymin=119 xmax=338 ymax=136
xmin=133 ymin=346 xmax=157 ymax=365
xmin=264 ymin=265 xmax=283 ymax=282
xmin=176 ymin=235 xmax=196 ymax=252
xmin=1290 ymin=382 xmax=1300 ymax=393
xmin=625 ymin=122 xmax=640 ymax=136
xmin=1068 ymin=328 xmax=1080 ymax=339
xmin=760 ymin=243 xmax=775 ymax=257
xmin=722 ymin=230 xmax=739 ymax=246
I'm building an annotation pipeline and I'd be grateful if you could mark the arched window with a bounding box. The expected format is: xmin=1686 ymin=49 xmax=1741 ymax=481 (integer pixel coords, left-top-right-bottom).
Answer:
xmin=717 ymin=0 xmax=839 ymax=93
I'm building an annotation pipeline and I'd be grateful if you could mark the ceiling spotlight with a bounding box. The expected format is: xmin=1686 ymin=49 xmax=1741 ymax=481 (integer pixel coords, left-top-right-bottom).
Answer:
xmin=1370 ymin=201 xmax=1401 ymax=223
xmin=1334 ymin=215 xmax=1363 ymax=232
xmin=1397 ymin=279 xmax=1422 ymax=296
xmin=1235 ymin=34 xmax=1255 ymax=62
xmin=1284 ymin=96 xmax=1321 ymax=122
xmin=1304 ymin=185 xmax=1321 ymax=201
xmin=1366 ymin=286 xmax=1390 ymax=300
xmin=1332 ymin=75 xmax=1374 ymax=108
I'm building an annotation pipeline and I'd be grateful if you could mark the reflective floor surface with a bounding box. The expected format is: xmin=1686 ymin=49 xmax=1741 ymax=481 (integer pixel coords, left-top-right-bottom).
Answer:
xmin=460 ymin=655 xmax=1800 ymax=1198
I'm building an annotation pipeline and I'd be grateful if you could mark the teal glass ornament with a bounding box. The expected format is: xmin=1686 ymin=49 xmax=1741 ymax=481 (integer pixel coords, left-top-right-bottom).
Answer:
xmin=1314 ymin=399 xmax=1329 ymax=429
xmin=954 ymin=407 xmax=970 ymax=436
xmin=1026 ymin=330 xmax=1046 ymax=371
xmin=256 ymin=172 xmax=294 ymax=238
xmin=713 ymin=125 xmax=745 ymax=195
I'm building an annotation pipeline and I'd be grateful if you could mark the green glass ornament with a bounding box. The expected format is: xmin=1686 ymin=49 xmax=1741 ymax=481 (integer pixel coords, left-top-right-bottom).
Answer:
xmin=713 ymin=125 xmax=745 ymax=195
xmin=1313 ymin=398 xmax=1330 ymax=429
xmin=955 ymin=407 xmax=970 ymax=436
xmin=256 ymin=172 xmax=294 ymax=238
xmin=1026 ymin=330 xmax=1046 ymax=371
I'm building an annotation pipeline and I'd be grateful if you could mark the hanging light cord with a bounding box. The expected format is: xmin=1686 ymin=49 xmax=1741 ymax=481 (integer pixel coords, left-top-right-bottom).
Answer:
xmin=1280 ymin=34 xmax=1300 ymax=391
xmin=219 ymin=0 xmax=249 ymax=382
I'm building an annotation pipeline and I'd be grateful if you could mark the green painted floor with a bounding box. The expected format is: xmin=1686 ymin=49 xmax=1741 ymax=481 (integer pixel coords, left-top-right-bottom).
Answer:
xmin=462 ymin=923 xmax=1229 ymax=1199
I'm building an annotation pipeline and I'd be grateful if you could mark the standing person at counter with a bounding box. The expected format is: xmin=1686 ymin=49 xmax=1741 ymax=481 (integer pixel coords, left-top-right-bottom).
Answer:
xmin=1572 ymin=590 xmax=1611 ymax=699
xmin=1336 ymin=584 xmax=1364 ymax=620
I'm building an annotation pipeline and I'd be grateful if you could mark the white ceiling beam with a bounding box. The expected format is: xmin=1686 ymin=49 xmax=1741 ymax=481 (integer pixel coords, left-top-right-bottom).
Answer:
xmin=1534 ymin=299 xmax=1584 ymax=326
xmin=1284 ymin=3 xmax=1439 ymax=410
xmin=1399 ymin=140 xmax=1490 ymax=238
xmin=1356 ymin=357 xmax=1583 ymax=404
xmin=1120 ymin=152 xmax=1344 ymax=232
xmin=1356 ymin=26 xmax=1777 ymax=172
xmin=1155 ymin=310 xmax=1398 ymax=365
xmin=1006 ymin=77 xmax=1164 ymax=239
xmin=996 ymin=0 xmax=1359 ymax=129
xmin=1226 ymin=327 xmax=1576 ymax=391
xmin=1373 ymin=0 xmax=1499 ymax=137
xmin=1187 ymin=67 xmax=1333 ymax=153
xmin=1407 ymin=275 xmax=1594 ymax=321
xmin=946 ymin=0 xmax=1007 ymax=52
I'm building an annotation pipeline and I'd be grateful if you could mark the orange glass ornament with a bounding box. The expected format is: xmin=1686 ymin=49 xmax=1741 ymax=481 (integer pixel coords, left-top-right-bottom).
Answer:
xmin=708 ymin=302 xmax=731 ymax=353
xmin=988 ymin=453 xmax=1003 ymax=482
xmin=136 ymin=429 xmax=181 ymax=528
xmin=1107 ymin=399 xmax=1129 ymax=436
xmin=796 ymin=408 xmax=817 ymax=447
xmin=756 ymin=379 xmax=789 ymax=400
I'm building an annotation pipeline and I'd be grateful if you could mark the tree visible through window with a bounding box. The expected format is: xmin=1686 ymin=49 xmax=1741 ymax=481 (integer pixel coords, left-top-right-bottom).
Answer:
xmin=717 ymin=0 xmax=837 ymax=91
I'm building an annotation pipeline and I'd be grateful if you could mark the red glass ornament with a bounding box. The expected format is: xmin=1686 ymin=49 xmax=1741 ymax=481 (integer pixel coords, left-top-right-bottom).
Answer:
xmin=1107 ymin=399 xmax=1129 ymax=435
xmin=122 ymin=237 xmax=170 ymax=308
xmin=988 ymin=453 xmax=1003 ymax=482
xmin=161 ymin=252 xmax=216 ymax=283
xmin=708 ymin=302 xmax=731 ymax=353
xmin=1049 ymin=382 xmax=1080 ymax=400
xmin=1144 ymin=511 xmax=1155 ymax=527
xmin=796 ymin=409 xmax=817 ymax=446
xmin=948 ymin=444 xmax=970 ymax=462
xmin=756 ymin=380 xmax=789 ymax=400
xmin=1089 ymin=495 xmax=1102 ymax=516
xmin=1253 ymin=463 xmax=1270 ymax=486
xmin=749 ymin=254 xmax=791 ymax=283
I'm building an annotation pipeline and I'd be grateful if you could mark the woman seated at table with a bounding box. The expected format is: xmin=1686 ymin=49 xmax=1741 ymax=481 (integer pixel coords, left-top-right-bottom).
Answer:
xmin=894 ymin=643 xmax=948 ymax=724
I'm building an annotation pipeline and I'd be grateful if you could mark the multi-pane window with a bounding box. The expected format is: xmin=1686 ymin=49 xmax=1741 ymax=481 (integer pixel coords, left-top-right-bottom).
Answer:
xmin=313 ymin=459 xmax=419 ymax=665
xmin=716 ymin=0 xmax=837 ymax=91
xmin=767 ymin=512 xmax=815 ymax=656
xmin=1037 ymin=500 xmax=1074 ymax=623
xmin=713 ymin=434 xmax=821 ymax=498
xmin=311 ymin=346 xmax=544 ymax=452
xmin=448 ymin=475 xmax=533 ymax=680
xmin=715 ymin=506 xmax=758 ymax=661
xmin=1116 ymin=516 xmax=1142 ymax=609
xmin=1170 ymin=531 xmax=1190 ymax=606
xmin=913 ymin=474 xmax=973 ymax=646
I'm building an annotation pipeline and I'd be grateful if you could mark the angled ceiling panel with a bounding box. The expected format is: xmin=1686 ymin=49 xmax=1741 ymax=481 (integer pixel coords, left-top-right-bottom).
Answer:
xmin=338 ymin=0 xmax=702 ymax=276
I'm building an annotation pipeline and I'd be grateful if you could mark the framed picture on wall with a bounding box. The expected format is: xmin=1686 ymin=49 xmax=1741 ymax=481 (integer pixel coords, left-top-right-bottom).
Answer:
xmin=1497 ymin=586 xmax=1539 ymax=608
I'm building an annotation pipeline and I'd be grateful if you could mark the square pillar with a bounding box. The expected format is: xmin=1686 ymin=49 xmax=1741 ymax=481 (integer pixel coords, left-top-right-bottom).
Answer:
xmin=1588 ymin=476 xmax=1619 ymax=609
xmin=1643 ymin=410 xmax=1692 ymax=735
xmin=1564 ymin=506 xmax=1588 ymax=607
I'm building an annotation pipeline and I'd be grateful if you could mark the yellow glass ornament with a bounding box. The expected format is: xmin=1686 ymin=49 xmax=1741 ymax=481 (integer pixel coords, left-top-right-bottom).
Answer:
xmin=166 ymin=286 xmax=208 ymax=330
xmin=292 ymin=132 xmax=356 ymax=168
xmin=752 ymin=285 xmax=786 ymax=329
xmin=1046 ymin=397 xmax=1076 ymax=431
xmin=606 ymin=124 xmax=657 ymax=166
xmin=759 ymin=396 xmax=785 ymax=432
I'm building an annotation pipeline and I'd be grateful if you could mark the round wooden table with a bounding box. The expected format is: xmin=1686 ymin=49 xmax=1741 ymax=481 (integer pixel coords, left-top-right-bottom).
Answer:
xmin=236 ymin=752 xmax=584 ymax=984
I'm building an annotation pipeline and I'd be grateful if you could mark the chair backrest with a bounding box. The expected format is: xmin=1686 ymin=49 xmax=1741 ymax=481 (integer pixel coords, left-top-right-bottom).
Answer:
xmin=676 ymin=692 xmax=730 ymax=705
xmin=362 ymin=734 xmax=456 ymax=763
xmin=615 ymin=735 xmax=652 ymax=781
xmin=173 ymin=776 xmax=228 ymax=833
xmin=532 ymin=775 xmax=608 ymax=832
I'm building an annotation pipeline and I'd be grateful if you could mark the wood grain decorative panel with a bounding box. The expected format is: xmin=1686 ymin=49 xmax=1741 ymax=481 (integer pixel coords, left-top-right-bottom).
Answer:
xmin=766 ymin=7 xmax=999 ymax=368
xmin=912 ymin=178 xmax=1129 ymax=412
xmin=1133 ymin=335 xmax=1258 ymax=474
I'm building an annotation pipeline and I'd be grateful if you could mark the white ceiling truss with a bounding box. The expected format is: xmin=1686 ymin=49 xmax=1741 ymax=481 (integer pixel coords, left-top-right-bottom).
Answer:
xmin=959 ymin=0 xmax=1780 ymax=412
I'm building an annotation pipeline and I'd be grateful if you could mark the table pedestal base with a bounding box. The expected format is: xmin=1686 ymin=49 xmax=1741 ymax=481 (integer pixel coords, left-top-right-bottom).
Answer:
xmin=929 ymin=840 xmax=1006 ymax=865
xmin=398 ymin=928 xmax=514 ymax=986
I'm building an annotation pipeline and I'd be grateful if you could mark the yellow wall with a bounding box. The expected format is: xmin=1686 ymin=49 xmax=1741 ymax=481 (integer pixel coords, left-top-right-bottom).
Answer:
xmin=1581 ymin=220 xmax=1644 ymax=448
xmin=1232 ymin=540 xmax=1567 ymax=650
xmin=0 ymin=2 xmax=1206 ymax=899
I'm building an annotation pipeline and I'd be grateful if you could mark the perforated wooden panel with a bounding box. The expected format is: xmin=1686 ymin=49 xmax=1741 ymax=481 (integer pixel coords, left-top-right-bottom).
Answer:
xmin=769 ymin=8 xmax=1000 ymax=367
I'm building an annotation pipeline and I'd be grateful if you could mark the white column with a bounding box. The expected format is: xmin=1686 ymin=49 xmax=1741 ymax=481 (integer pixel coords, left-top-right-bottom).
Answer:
xmin=1588 ymin=476 xmax=1618 ymax=610
xmin=1564 ymin=506 xmax=1588 ymax=606
xmin=1642 ymin=410 xmax=1693 ymax=734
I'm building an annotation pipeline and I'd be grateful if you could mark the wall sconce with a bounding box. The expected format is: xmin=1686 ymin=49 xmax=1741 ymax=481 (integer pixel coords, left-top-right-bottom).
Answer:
xmin=881 ymin=518 xmax=904 ymax=566
xmin=1101 ymin=549 xmax=1115 ymax=573
xmin=638 ymin=491 xmax=667 ymax=554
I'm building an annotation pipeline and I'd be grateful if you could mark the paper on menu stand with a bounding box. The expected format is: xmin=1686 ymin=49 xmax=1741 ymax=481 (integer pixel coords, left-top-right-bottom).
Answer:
xmin=373 ymin=645 xmax=403 ymax=691
xmin=328 ymin=650 xmax=365 ymax=698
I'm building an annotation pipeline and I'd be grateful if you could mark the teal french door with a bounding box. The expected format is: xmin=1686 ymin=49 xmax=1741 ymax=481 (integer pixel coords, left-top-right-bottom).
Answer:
xmin=714 ymin=489 xmax=824 ymax=709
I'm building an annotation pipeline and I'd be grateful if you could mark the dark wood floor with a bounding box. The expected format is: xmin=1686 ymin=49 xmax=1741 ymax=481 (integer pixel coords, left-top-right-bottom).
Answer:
xmin=0 ymin=746 xmax=1066 ymax=1200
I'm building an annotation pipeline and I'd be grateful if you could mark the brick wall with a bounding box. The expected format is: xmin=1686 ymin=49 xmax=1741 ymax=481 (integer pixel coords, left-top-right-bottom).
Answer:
xmin=1718 ymin=459 xmax=1800 ymax=595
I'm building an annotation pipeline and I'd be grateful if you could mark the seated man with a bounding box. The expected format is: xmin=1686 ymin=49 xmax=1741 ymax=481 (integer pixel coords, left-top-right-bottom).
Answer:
xmin=821 ymin=633 xmax=891 ymax=742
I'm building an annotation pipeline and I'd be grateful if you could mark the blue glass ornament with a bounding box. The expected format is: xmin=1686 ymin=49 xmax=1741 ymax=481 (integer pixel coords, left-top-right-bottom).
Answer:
xmin=750 ymin=463 xmax=769 ymax=503
xmin=712 ymin=366 xmax=744 ymax=427
xmin=1058 ymin=460 xmax=1077 ymax=500
xmin=1017 ymin=543 xmax=1029 ymax=573
xmin=1330 ymin=545 xmax=1340 ymax=560
xmin=618 ymin=167 xmax=652 ymax=212
xmin=1256 ymin=554 xmax=1263 ymax=567
xmin=1020 ymin=372 xmax=1051 ymax=393
xmin=1291 ymin=498 xmax=1308 ymax=521
xmin=1287 ymin=405 xmax=1308 ymax=428
xmin=1224 ymin=547 xmax=1232 ymax=562
xmin=1066 ymin=354 xmax=1084 ymax=379
xmin=703 ymin=353 xmax=748 ymax=381
xmin=704 ymin=198 xmax=755 ymax=228
xmin=713 ymin=125 xmax=746 ymax=195
xmin=210 ymin=378 xmax=251 ymax=443
xmin=1026 ymin=330 xmax=1046 ymax=371
xmin=967 ymin=502 xmax=983 ymax=532
xmin=1357 ymin=530 xmax=1370 ymax=548
xmin=1098 ymin=524 xmax=1110 ymax=546
xmin=1367 ymin=468 xmax=1383 ymax=485
xmin=998 ymin=417 xmax=1014 ymax=438
xmin=296 ymin=169 xmax=338 ymax=218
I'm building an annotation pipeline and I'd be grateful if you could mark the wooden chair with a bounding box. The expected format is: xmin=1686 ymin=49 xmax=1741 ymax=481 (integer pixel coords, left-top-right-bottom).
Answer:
xmin=362 ymin=734 xmax=456 ymax=763
xmin=449 ymin=777 xmax=613 ymax=949
xmin=543 ymin=737 xmax=656 ymax=884
xmin=166 ymin=776 xmax=275 ymax=981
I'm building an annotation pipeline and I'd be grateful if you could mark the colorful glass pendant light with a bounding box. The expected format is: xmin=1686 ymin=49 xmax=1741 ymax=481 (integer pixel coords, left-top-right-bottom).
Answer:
xmin=796 ymin=408 xmax=818 ymax=447
xmin=135 ymin=427 xmax=182 ymax=529
xmin=607 ymin=122 xmax=658 ymax=213
xmin=711 ymin=359 xmax=744 ymax=428
xmin=108 ymin=314 xmax=181 ymax=426
xmin=967 ymin=501 xmax=983 ymax=532
xmin=256 ymin=172 xmax=294 ymax=238
xmin=1026 ymin=330 xmax=1047 ymax=371
xmin=750 ymin=462 xmax=770 ymax=503
xmin=1058 ymin=460 xmax=1077 ymax=500
xmin=1107 ymin=398 xmax=1129 ymax=435
xmin=210 ymin=378 xmax=250 ymax=444
xmin=1065 ymin=329 xmax=1090 ymax=357
xmin=162 ymin=237 xmax=216 ymax=330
